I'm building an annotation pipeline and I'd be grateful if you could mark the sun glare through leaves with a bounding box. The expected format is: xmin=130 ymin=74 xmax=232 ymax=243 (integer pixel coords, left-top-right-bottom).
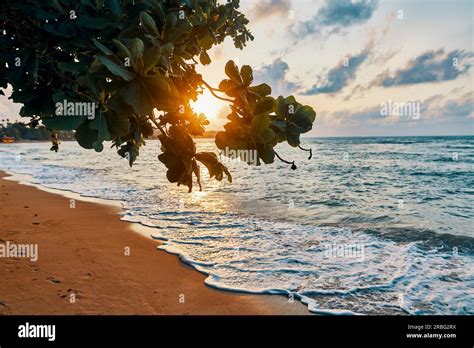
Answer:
xmin=190 ymin=90 xmax=225 ymax=124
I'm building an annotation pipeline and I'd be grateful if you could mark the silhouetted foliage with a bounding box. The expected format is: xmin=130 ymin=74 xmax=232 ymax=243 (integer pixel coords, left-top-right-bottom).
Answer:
xmin=0 ymin=0 xmax=316 ymax=191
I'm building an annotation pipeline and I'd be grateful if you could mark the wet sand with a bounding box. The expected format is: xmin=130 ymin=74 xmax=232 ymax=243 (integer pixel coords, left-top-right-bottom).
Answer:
xmin=0 ymin=171 xmax=308 ymax=315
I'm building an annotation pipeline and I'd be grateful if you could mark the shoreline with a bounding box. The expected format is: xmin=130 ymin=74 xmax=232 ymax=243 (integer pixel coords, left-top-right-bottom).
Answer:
xmin=0 ymin=170 xmax=309 ymax=315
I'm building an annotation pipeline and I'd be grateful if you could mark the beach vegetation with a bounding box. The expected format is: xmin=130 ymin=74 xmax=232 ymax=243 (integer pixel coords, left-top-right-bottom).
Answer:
xmin=0 ymin=0 xmax=316 ymax=191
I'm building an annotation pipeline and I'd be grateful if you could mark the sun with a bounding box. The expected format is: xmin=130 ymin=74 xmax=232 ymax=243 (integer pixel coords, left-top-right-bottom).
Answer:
xmin=190 ymin=90 xmax=223 ymax=122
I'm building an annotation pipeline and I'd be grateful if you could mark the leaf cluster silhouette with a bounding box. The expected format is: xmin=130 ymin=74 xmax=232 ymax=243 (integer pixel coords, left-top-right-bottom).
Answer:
xmin=0 ymin=0 xmax=316 ymax=191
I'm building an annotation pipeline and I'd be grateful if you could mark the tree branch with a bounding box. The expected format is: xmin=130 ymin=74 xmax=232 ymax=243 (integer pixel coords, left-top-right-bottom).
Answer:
xmin=148 ymin=115 xmax=167 ymax=136
xmin=274 ymin=150 xmax=297 ymax=170
xmin=298 ymin=145 xmax=313 ymax=160
xmin=200 ymin=79 xmax=235 ymax=103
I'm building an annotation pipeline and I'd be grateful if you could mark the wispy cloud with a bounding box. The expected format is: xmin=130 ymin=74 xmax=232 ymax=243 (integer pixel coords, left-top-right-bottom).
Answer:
xmin=317 ymin=92 xmax=473 ymax=136
xmin=422 ymin=92 xmax=474 ymax=120
xmin=372 ymin=49 xmax=474 ymax=87
xmin=252 ymin=0 xmax=292 ymax=21
xmin=295 ymin=0 xmax=378 ymax=38
xmin=253 ymin=58 xmax=301 ymax=96
xmin=301 ymin=39 xmax=373 ymax=95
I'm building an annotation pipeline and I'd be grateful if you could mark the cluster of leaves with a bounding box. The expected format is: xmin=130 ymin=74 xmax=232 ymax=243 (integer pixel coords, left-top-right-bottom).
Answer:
xmin=216 ymin=60 xmax=315 ymax=166
xmin=0 ymin=0 xmax=315 ymax=192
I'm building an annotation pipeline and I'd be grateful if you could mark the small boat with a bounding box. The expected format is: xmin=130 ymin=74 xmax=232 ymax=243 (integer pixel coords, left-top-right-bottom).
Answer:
xmin=1 ymin=136 xmax=15 ymax=143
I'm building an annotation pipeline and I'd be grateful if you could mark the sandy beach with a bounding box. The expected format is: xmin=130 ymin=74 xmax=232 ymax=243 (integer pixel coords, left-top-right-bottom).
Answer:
xmin=0 ymin=170 xmax=308 ymax=315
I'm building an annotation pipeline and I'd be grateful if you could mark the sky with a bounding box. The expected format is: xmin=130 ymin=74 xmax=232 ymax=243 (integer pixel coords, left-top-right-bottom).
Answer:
xmin=198 ymin=0 xmax=474 ymax=136
xmin=1 ymin=0 xmax=473 ymax=137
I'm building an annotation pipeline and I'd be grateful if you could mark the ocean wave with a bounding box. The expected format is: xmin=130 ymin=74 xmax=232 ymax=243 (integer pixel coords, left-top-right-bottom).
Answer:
xmin=1 ymin=137 xmax=473 ymax=315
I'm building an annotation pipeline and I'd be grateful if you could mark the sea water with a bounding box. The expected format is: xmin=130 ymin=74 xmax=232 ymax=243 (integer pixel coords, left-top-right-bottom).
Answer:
xmin=1 ymin=136 xmax=473 ymax=315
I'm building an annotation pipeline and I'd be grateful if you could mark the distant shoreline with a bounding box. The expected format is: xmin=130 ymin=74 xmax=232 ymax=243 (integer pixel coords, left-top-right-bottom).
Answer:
xmin=1 ymin=134 xmax=472 ymax=144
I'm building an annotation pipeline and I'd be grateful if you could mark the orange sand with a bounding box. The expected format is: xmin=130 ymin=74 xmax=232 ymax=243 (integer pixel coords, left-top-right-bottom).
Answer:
xmin=0 ymin=171 xmax=308 ymax=315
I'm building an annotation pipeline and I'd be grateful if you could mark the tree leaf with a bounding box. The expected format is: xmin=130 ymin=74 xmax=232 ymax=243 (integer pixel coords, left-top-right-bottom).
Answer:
xmin=42 ymin=116 xmax=87 ymax=131
xmin=291 ymin=105 xmax=316 ymax=130
xmin=199 ymin=51 xmax=211 ymax=65
xmin=286 ymin=132 xmax=300 ymax=147
xmin=77 ymin=75 xmax=100 ymax=100
xmin=197 ymin=30 xmax=213 ymax=50
xmin=105 ymin=0 xmax=122 ymax=17
xmin=93 ymin=39 xmax=114 ymax=56
xmin=23 ymin=5 xmax=58 ymax=20
xmin=240 ymin=65 xmax=253 ymax=86
xmin=161 ymin=43 xmax=174 ymax=56
xmin=121 ymin=79 xmax=154 ymax=116
xmin=44 ymin=21 xmax=76 ymax=38
xmin=97 ymin=55 xmax=136 ymax=81
xmin=261 ymin=128 xmax=275 ymax=143
xmin=254 ymin=97 xmax=274 ymax=116
xmin=75 ymin=122 xmax=98 ymax=149
xmin=143 ymin=45 xmax=161 ymax=73
xmin=130 ymin=38 xmax=145 ymax=60
xmin=76 ymin=16 xmax=111 ymax=29
xmin=140 ymin=11 xmax=159 ymax=36
xmin=143 ymin=73 xmax=170 ymax=93
xmin=105 ymin=111 xmax=129 ymax=138
xmin=225 ymin=60 xmax=242 ymax=84
xmin=251 ymin=114 xmax=270 ymax=135
xmin=195 ymin=152 xmax=232 ymax=182
xmin=271 ymin=119 xmax=286 ymax=132
xmin=165 ymin=13 xmax=178 ymax=29
xmin=218 ymin=79 xmax=240 ymax=94
xmin=249 ymin=83 xmax=271 ymax=97
xmin=258 ymin=145 xmax=275 ymax=164
xmin=112 ymin=39 xmax=132 ymax=59
xmin=51 ymin=0 xmax=66 ymax=15
xmin=89 ymin=112 xmax=111 ymax=142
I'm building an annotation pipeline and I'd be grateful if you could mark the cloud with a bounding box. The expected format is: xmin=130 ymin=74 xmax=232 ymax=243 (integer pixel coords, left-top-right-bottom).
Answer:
xmin=0 ymin=86 xmax=22 ymax=123
xmin=315 ymin=92 xmax=473 ymax=136
xmin=253 ymin=58 xmax=301 ymax=96
xmin=422 ymin=92 xmax=474 ymax=120
xmin=301 ymin=42 xmax=372 ymax=95
xmin=328 ymin=105 xmax=381 ymax=126
xmin=295 ymin=0 xmax=378 ymax=38
xmin=382 ymin=10 xmax=396 ymax=37
xmin=372 ymin=49 xmax=474 ymax=87
xmin=252 ymin=0 xmax=291 ymax=21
